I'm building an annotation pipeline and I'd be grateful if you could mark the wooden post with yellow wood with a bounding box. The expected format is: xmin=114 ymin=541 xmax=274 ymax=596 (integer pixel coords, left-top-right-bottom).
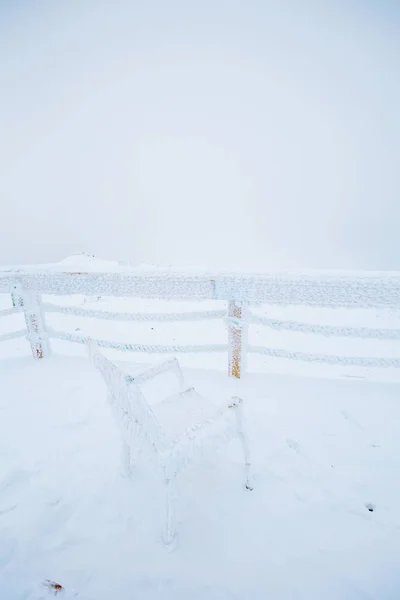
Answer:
xmin=228 ymin=300 xmax=248 ymax=379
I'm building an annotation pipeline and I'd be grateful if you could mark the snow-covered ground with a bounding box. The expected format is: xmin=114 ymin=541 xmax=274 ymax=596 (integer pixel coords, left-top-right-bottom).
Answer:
xmin=1 ymin=261 xmax=400 ymax=599
xmin=1 ymin=356 xmax=400 ymax=600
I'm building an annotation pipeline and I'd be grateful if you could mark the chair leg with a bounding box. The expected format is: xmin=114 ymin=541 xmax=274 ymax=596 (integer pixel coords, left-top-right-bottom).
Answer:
xmin=233 ymin=397 xmax=253 ymax=490
xmin=241 ymin=438 xmax=253 ymax=491
xmin=163 ymin=476 xmax=177 ymax=548
xmin=121 ymin=440 xmax=132 ymax=478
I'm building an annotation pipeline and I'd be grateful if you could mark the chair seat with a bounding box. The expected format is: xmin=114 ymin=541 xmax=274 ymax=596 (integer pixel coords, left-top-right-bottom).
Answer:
xmin=153 ymin=387 xmax=220 ymax=441
xmin=115 ymin=360 xmax=228 ymax=443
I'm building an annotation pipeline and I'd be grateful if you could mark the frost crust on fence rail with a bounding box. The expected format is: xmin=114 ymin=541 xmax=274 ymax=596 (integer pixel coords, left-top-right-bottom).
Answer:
xmin=1 ymin=270 xmax=400 ymax=308
xmin=0 ymin=329 xmax=26 ymax=343
xmin=248 ymin=313 xmax=400 ymax=340
xmin=49 ymin=329 xmax=227 ymax=354
xmin=0 ymin=306 xmax=20 ymax=318
xmin=42 ymin=302 xmax=226 ymax=322
xmin=248 ymin=345 xmax=400 ymax=368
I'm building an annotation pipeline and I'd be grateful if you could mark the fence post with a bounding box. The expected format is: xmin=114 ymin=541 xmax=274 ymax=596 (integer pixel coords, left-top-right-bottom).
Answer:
xmin=12 ymin=283 xmax=50 ymax=359
xmin=228 ymin=300 xmax=248 ymax=379
xmin=11 ymin=284 xmax=24 ymax=311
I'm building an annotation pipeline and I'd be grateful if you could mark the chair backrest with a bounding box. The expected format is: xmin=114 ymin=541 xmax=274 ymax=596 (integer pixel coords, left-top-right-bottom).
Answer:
xmin=89 ymin=345 xmax=167 ymax=459
xmin=128 ymin=357 xmax=186 ymax=392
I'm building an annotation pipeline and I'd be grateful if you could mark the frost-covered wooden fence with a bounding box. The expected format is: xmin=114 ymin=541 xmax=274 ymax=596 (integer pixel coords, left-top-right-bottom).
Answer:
xmin=1 ymin=269 xmax=400 ymax=376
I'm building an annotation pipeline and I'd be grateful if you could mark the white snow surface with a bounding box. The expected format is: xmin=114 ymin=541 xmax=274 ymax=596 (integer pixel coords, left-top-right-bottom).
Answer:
xmin=1 ymin=357 xmax=400 ymax=600
xmin=1 ymin=264 xmax=400 ymax=599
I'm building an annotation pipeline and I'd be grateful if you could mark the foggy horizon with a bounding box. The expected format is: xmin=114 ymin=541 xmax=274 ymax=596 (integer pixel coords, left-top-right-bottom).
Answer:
xmin=1 ymin=1 xmax=399 ymax=271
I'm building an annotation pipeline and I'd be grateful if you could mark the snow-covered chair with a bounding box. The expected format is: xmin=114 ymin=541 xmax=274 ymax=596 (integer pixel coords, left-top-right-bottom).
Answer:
xmin=87 ymin=342 xmax=252 ymax=547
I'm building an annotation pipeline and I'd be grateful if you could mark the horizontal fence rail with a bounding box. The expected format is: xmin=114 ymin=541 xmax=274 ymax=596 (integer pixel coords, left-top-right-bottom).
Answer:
xmin=42 ymin=302 xmax=226 ymax=322
xmin=0 ymin=306 xmax=21 ymax=318
xmin=0 ymin=329 xmax=27 ymax=343
xmin=0 ymin=268 xmax=399 ymax=376
xmin=1 ymin=269 xmax=400 ymax=308
xmin=48 ymin=329 xmax=227 ymax=354
xmin=248 ymin=312 xmax=400 ymax=340
xmin=248 ymin=345 xmax=400 ymax=368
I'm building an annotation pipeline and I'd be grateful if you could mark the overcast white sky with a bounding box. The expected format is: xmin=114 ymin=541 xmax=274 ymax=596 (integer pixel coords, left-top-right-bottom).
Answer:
xmin=0 ymin=0 xmax=399 ymax=269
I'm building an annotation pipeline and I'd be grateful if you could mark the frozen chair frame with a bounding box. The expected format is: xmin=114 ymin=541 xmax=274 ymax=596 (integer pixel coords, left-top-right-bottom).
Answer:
xmin=87 ymin=341 xmax=252 ymax=547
